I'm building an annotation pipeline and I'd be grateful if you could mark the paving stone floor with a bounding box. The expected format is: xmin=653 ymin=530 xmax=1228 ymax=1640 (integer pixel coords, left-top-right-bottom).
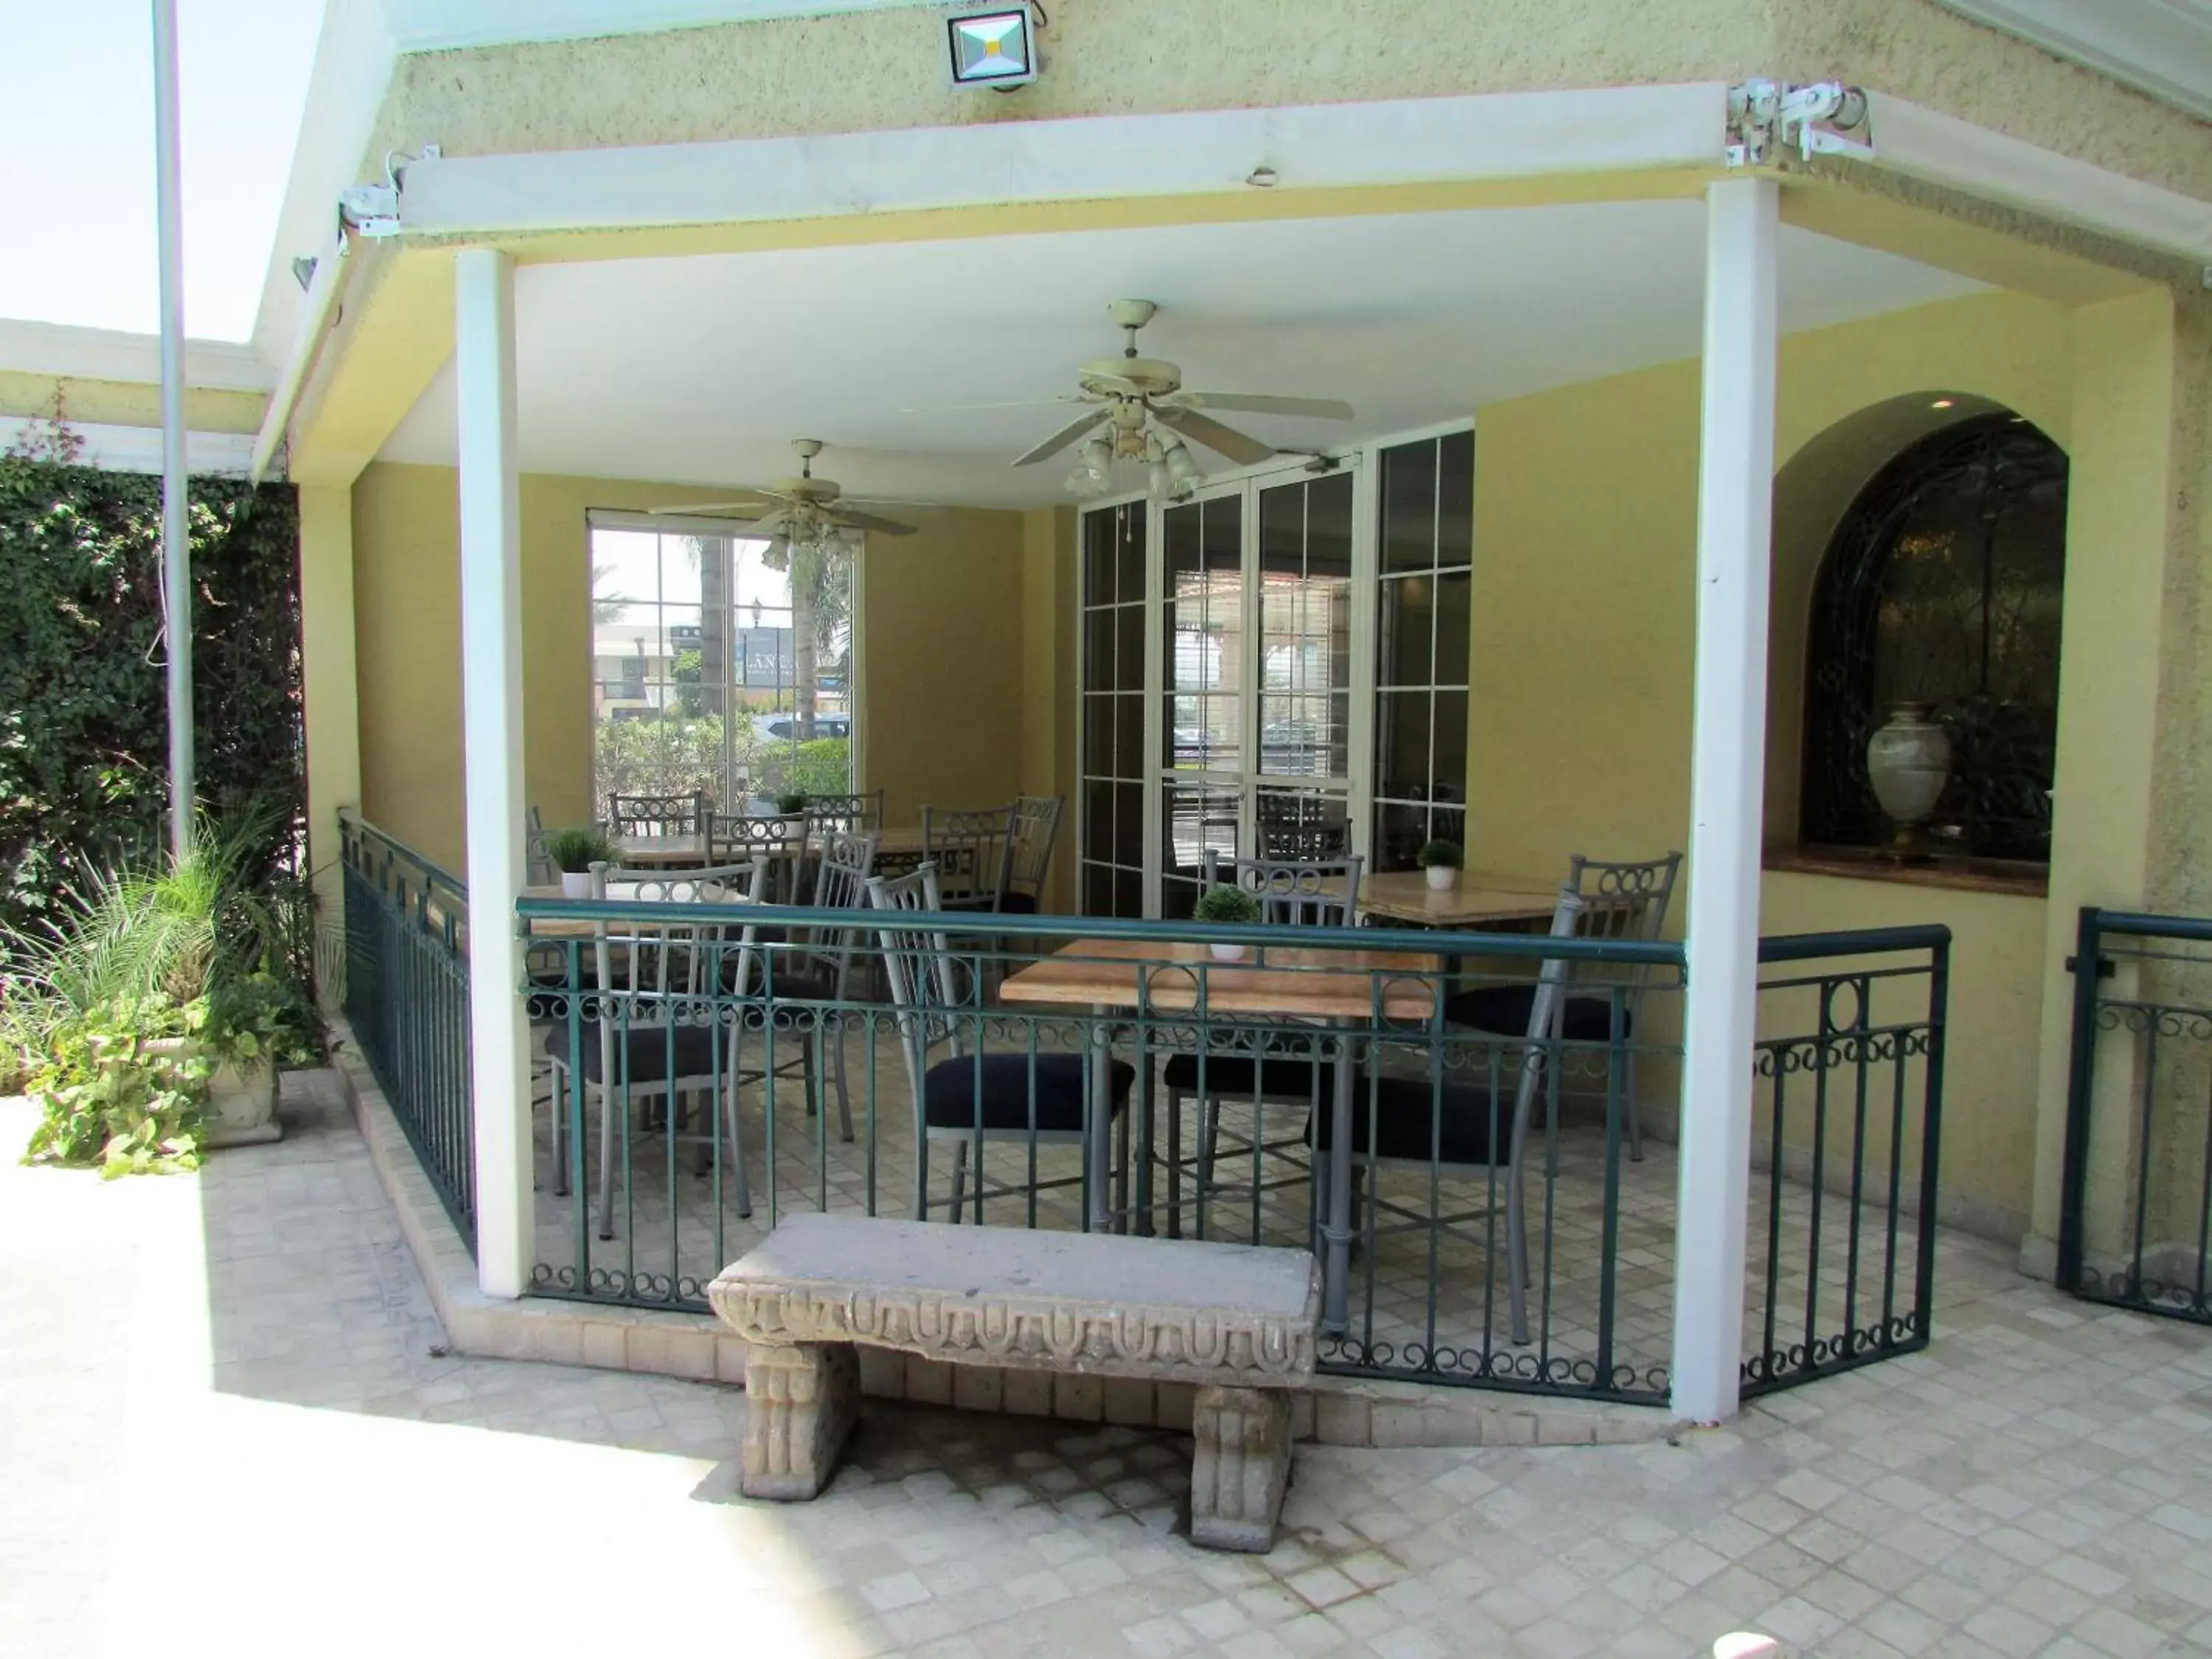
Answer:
xmin=7 ymin=1077 xmax=2212 ymax=1658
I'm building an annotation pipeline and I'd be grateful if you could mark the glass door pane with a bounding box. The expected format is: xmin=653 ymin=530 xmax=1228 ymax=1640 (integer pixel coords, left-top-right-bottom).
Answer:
xmin=1079 ymin=503 xmax=1147 ymax=917
xmin=1371 ymin=430 xmax=1473 ymax=870
xmin=1253 ymin=469 xmax=1353 ymax=857
xmin=1163 ymin=492 xmax=1245 ymax=774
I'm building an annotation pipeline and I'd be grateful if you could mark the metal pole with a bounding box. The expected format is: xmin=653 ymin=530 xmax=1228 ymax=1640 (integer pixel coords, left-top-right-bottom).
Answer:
xmin=152 ymin=0 xmax=192 ymax=857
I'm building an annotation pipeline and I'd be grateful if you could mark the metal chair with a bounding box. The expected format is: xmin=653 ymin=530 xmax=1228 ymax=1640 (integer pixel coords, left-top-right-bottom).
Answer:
xmin=869 ymin=862 xmax=1133 ymax=1225
xmin=1160 ymin=850 xmax=1366 ymax=1234
xmin=922 ymin=804 xmax=1017 ymax=912
xmin=744 ymin=827 xmax=879 ymax=1143
xmin=1329 ymin=889 xmax=1584 ymax=1346
xmin=707 ymin=811 xmax=810 ymax=902
xmin=999 ymin=794 xmax=1065 ymax=914
xmin=798 ymin=790 xmax=884 ymax=837
xmin=524 ymin=805 xmax=558 ymax=885
xmin=606 ymin=790 xmax=709 ymax=839
xmin=1255 ymin=794 xmax=1350 ymax=862
xmin=540 ymin=859 xmax=769 ymax=1237
xmin=1443 ymin=851 xmax=1680 ymax=1160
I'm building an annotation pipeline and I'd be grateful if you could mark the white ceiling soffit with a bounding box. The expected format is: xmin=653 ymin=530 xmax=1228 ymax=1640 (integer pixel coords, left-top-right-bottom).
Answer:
xmin=0 ymin=419 xmax=257 ymax=476
xmin=379 ymin=0 xmax=931 ymax=52
xmin=0 ymin=320 xmax=275 ymax=392
xmin=397 ymin=86 xmax=1732 ymax=236
xmin=375 ymin=202 xmax=1983 ymax=509
xmin=1930 ymin=1 xmax=2212 ymax=123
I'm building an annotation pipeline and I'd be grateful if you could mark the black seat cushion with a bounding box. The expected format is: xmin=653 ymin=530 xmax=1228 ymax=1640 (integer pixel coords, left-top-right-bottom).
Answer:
xmin=922 ymin=1053 xmax=1133 ymax=1133
xmin=1444 ymin=983 xmax=1630 ymax=1044
xmin=998 ymin=892 xmax=1038 ymax=915
xmin=1314 ymin=1076 xmax=1505 ymax=1166
xmin=541 ymin=1021 xmax=725 ymax=1086
xmin=1161 ymin=1052 xmax=1340 ymax=1099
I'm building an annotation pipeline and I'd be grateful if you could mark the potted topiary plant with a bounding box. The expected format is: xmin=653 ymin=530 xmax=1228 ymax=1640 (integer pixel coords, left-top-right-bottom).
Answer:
xmin=1418 ymin=838 xmax=1464 ymax=892
xmin=546 ymin=827 xmax=616 ymax=898
xmin=775 ymin=790 xmax=810 ymax=816
xmin=1192 ymin=882 xmax=1263 ymax=961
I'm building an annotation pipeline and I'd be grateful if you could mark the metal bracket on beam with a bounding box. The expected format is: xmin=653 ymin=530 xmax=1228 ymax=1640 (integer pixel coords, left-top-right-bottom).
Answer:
xmin=337 ymin=144 xmax=441 ymax=239
xmin=1727 ymin=80 xmax=1872 ymax=168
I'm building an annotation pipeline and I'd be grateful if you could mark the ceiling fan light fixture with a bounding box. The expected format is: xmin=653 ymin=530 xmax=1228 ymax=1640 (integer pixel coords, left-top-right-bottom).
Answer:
xmin=1164 ymin=436 xmax=1202 ymax=494
xmin=1066 ymin=434 xmax=1113 ymax=498
xmin=947 ymin=7 xmax=1037 ymax=88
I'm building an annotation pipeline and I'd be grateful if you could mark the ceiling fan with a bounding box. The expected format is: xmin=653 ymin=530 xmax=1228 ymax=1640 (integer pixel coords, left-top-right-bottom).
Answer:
xmin=959 ymin=299 xmax=1354 ymax=499
xmin=647 ymin=439 xmax=919 ymax=550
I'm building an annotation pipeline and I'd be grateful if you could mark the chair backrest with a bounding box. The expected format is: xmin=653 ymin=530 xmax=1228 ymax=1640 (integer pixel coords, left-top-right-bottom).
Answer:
xmin=801 ymin=790 xmax=884 ymax=838
xmin=588 ymin=858 xmax=768 ymax=1008
xmin=866 ymin=863 xmax=966 ymax=1101
xmin=706 ymin=811 xmax=810 ymax=899
xmin=606 ymin=790 xmax=709 ymax=839
xmin=792 ymin=829 xmax=880 ymax=976
xmin=1565 ymin=852 xmax=1682 ymax=988
xmin=1500 ymin=887 xmax=1585 ymax=1166
xmin=524 ymin=805 xmax=557 ymax=884
xmin=1004 ymin=794 xmax=1064 ymax=905
xmin=922 ymin=804 xmax=1017 ymax=909
xmin=1201 ymin=849 xmax=1363 ymax=928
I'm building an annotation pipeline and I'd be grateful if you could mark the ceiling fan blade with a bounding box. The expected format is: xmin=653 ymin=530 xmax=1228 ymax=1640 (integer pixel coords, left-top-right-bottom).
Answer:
xmin=644 ymin=496 xmax=779 ymax=515
xmin=1170 ymin=392 xmax=1355 ymax=421
xmin=830 ymin=509 xmax=917 ymax=537
xmin=736 ymin=511 xmax=794 ymax=539
xmin=1013 ymin=408 xmax=1112 ymax=467
xmin=901 ymin=395 xmax=1089 ymax=414
xmin=1152 ymin=406 xmax=1276 ymax=466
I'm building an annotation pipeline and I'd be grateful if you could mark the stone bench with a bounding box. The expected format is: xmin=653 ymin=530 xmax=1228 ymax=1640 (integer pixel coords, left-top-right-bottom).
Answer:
xmin=706 ymin=1212 xmax=1320 ymax=1551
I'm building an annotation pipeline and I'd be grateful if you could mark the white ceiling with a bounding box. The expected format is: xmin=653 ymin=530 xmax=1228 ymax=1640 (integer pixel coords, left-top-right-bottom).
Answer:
xmin=377 ymin=201 xmax=1984 ymax=509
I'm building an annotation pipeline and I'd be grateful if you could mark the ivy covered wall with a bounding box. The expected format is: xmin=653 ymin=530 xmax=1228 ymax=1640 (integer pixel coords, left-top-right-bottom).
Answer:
xmin=0 ymin=454 xmax=303 ymax=934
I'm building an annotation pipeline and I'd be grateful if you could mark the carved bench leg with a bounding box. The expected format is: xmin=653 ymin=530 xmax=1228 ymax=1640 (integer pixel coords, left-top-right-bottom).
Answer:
xmin=741 ymin=1340 xmax=859 ymax=1500
xmin=1189 ymin=1385 xmax=1293 ymax=1552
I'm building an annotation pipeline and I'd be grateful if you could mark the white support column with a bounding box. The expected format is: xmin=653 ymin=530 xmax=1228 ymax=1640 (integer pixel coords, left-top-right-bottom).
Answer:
xmin=455 ymin=248 xmax=532 ymax=1298
xmin=1670 ymin=175 xmax=1779 ymax=1425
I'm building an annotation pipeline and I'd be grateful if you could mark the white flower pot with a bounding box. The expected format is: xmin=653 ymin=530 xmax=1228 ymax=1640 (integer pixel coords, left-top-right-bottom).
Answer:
xmin=1865 ymin=703 xmax=1952 ymax=838
xmin=1425 ymin=864 xmax=1456 ymax=891
xmin=560 ymin=869 xmax=592 ymax=898
xmin=1208 ymin=942 xmax=1250 ymax=963
xmin=205 ymin=1057 xmax=282 ymax=1149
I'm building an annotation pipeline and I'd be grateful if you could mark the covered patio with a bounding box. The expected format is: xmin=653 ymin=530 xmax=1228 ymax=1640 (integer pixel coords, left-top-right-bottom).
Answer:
xmin=285 ymin=80 xmax=2207 ymax=1428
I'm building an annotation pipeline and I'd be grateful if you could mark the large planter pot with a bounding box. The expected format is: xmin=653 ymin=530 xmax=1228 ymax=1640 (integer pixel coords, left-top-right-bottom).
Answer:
xmin=1424 ymin=864 xmax=1457 ymax=891
xmin=1865 ymin=703 xmax=1952 ymax=848
xmin=206 ymin=1057 xmax=283 ymax=1148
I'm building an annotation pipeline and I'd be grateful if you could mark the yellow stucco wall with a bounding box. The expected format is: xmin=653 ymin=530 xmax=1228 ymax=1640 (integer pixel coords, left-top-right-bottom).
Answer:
xmin=349 ymin=460 xmax=1037 ymax=872
xmin=1468 ymin=288 xmax=2086 ymax=1240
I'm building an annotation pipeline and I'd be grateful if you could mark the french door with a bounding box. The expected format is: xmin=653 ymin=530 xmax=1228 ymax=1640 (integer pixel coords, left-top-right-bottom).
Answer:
xmin=1079 ymin=459 xmax=1366 ymax=919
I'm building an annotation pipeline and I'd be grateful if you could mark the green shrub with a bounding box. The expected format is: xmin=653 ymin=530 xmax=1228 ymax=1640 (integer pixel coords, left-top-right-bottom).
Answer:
xmin=1416 ymin=838 xmax=1464 ymax=869
xmin=1192 ymin=883 xmax=1263 ymax=925
xmin=545 ymin=827 xmax=616 ymax=872
xmin=0 ymin=453 xmax=303 ymax=942
xmin=760 ymin=737 xmax=852 ymax=799
xmin=21 ymin=993 xmax=210 ymax=1178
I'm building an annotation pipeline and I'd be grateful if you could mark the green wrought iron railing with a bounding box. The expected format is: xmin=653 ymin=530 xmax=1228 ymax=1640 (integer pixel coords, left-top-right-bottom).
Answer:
xmin=1743 ymin=925 xmax=1950 ymax=1397
xmin=2059 ymin=907 xmax=2212 ymax=1324
xmin=340 ymin=812 xmax=476 ymax=1248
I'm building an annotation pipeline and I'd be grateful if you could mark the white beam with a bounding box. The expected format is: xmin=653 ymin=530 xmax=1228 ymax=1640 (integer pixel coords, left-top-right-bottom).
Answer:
xmin=455 ymin=248 xmax=532 ymax=1298
xmin=152 ymin=0 xmax=192 ymax=858
xmin=396 ymin=85 xmax=1732 ymax=236
xmin=1671 ymin=175 xmax=1778 ymax=1426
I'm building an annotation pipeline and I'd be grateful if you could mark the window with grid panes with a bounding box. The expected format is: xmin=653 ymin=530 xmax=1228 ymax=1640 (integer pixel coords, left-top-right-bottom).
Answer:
xmin=1078 ymin=503 xmax=1147 ymax=917
xmin=1371 ymin=430 xmax=1472 ymax=872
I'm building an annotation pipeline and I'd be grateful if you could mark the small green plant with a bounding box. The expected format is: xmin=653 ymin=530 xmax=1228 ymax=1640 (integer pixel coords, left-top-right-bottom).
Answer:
xmin=1192 ymin=883 xmax=1263 ymax=925
xmin=206 ymin=969 xmax=323 ymax=1075
xmin=775 ymin=791 xmax=810 ymax=815
xmin=1417 ymin=838 xmax=1464 ymax=870
xmin=545 ymin=827 xmax=616 ymax=873
xmin=21 ymin=993 xmax=211 ymax=1178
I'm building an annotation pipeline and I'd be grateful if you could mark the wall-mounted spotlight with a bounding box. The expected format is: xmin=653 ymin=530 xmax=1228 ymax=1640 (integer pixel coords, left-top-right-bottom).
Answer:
xmin=947 ymin=7 xmax=1037 ymax=90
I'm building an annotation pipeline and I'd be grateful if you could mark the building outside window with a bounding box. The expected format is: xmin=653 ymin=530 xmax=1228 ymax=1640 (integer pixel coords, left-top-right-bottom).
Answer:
xmin=588 ymin=515 xmax=856 ymax=813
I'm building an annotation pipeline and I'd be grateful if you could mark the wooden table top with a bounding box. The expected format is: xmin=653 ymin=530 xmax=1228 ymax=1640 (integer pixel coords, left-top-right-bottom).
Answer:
xmin=1327 ymin=869 xmax=1559 ymax=929
xmin=520 ymin=880 xmax=755 ymax=939
xmin=999 ymin=937 xmax=1439 ymax=1020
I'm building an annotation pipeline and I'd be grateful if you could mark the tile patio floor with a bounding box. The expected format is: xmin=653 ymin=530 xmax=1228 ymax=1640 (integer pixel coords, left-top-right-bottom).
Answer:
xmin=7 ymin=1074 xmax=2212 ymax=1658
